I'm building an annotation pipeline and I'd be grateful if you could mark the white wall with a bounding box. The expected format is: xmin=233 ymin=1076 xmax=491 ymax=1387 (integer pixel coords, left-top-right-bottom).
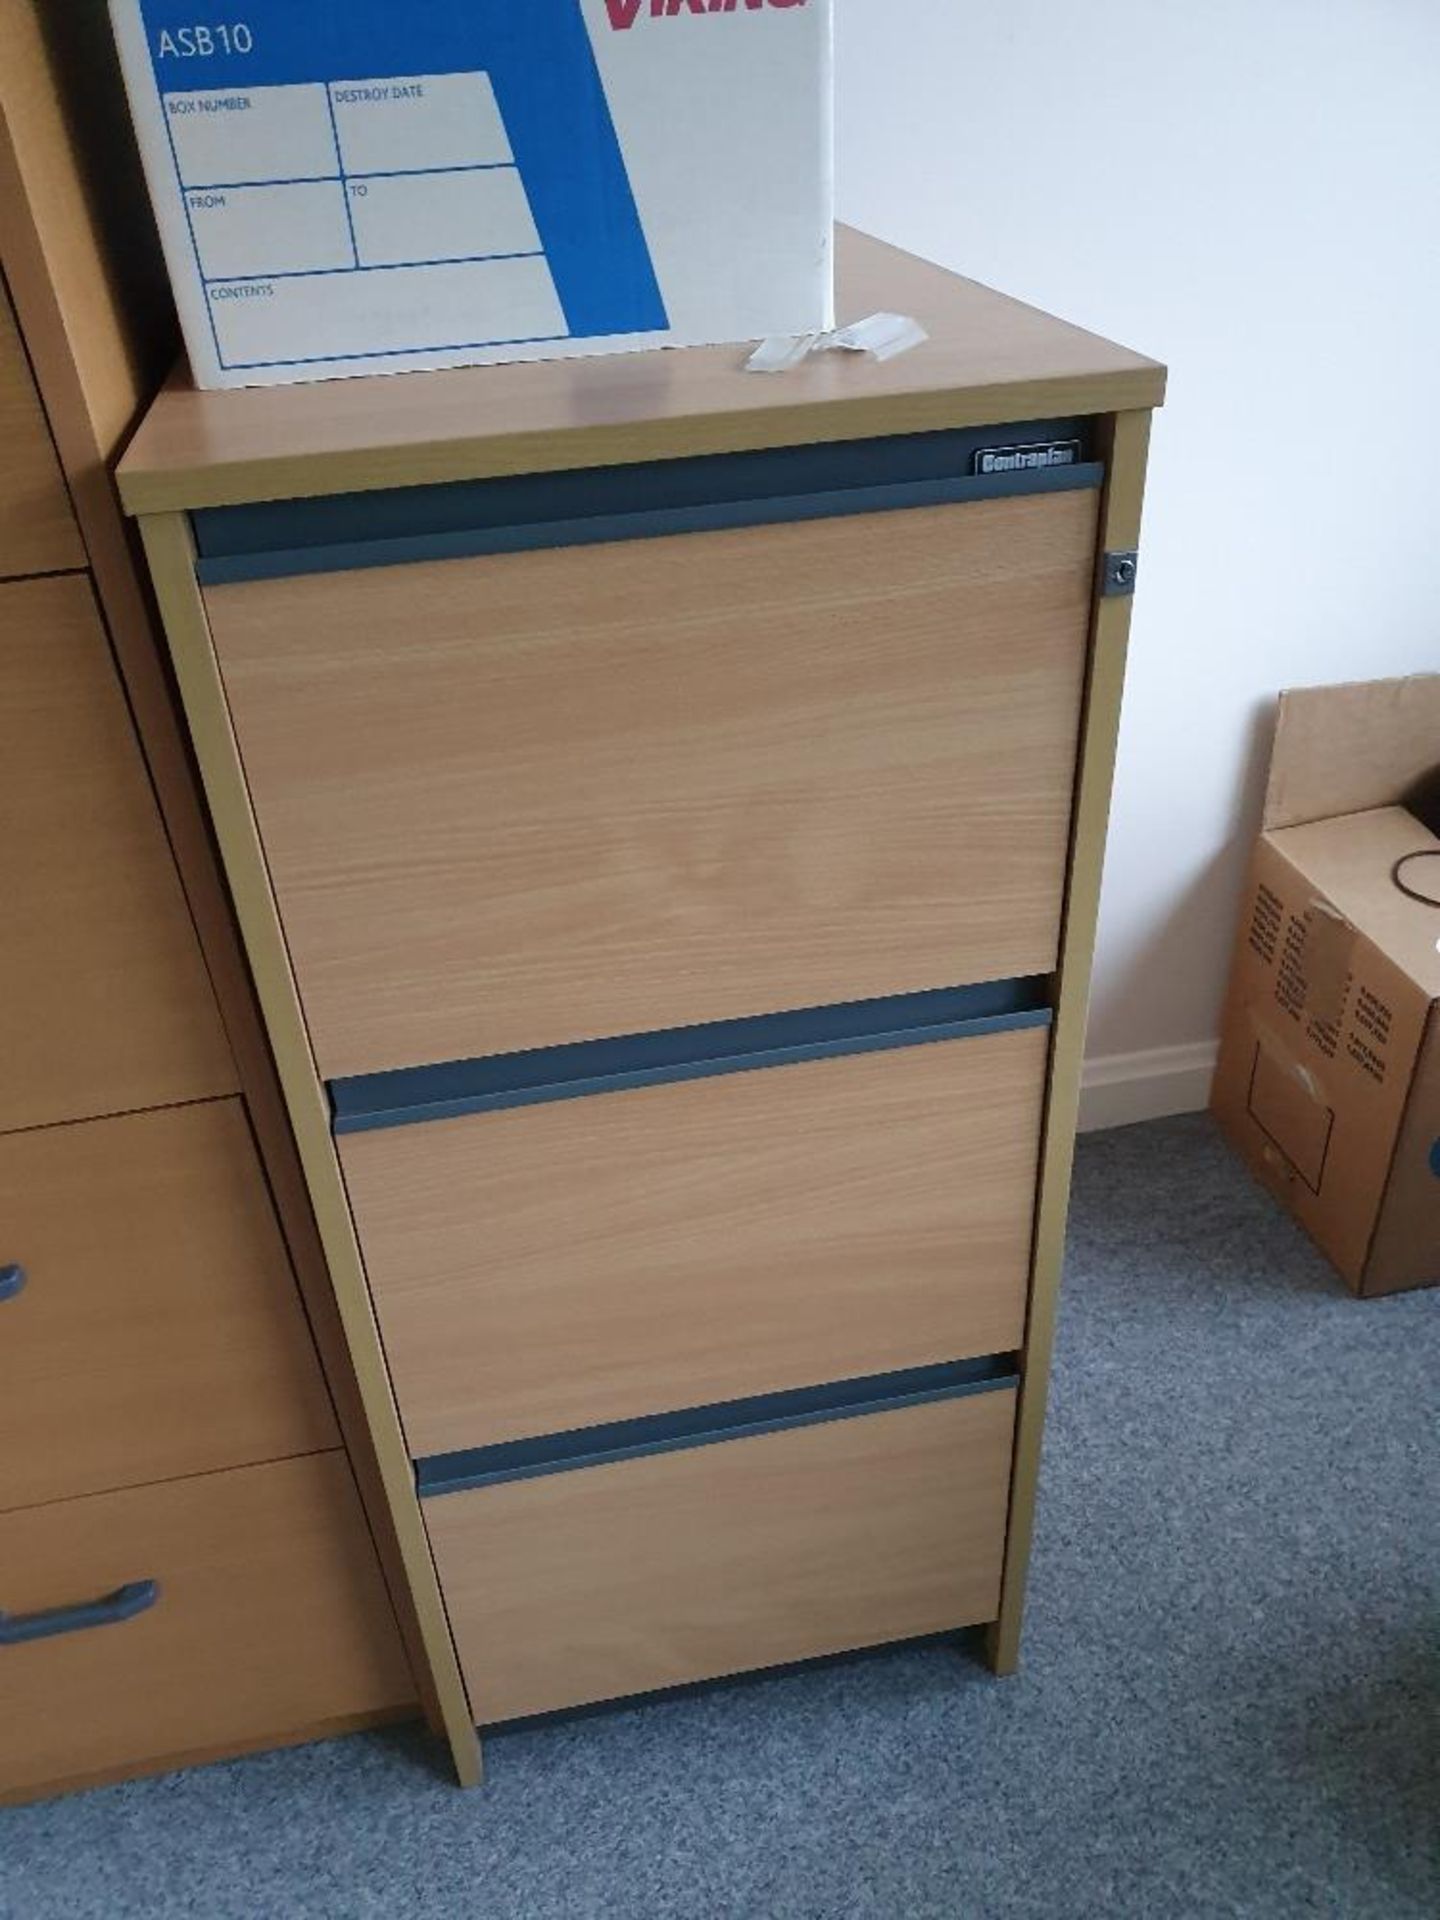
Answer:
xmin=835 ymin=0 xmax=1440 ymax=1106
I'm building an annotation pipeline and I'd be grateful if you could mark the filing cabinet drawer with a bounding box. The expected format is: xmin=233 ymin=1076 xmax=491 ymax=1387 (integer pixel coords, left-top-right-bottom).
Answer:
xmin=0 ymin=283 xmax=84 ymax=581
xmin=342 ymin=1024 xmax=1047 ymax=1457
xmin=204 ymin=490 xmax=1096 ymax=1078
xmin=0 ymin=574 xmax=235 ymax=1132
xmin=425 ymin=1386 xmax=1016 ymax=1724
xmin=0 ymin=1452 xmax=413 ymax=1800
xmin=0 ymin=1100 xmax=337 ymax=1514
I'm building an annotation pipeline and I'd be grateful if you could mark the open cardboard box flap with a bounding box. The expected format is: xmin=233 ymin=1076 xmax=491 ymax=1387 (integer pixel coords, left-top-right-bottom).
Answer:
xmin=1264 ymin=672 xmax=1440 ymax=831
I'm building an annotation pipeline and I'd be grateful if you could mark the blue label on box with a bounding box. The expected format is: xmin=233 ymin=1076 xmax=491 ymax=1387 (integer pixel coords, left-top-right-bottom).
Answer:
xmin=132 ymin=0 xmax=667 ymax=368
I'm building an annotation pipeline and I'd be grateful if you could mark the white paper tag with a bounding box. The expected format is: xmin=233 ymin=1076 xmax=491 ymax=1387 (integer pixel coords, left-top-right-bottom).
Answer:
xmin=744 ymin=311 xmax=928 ymax=373
xmin=818 ymin=312 xmax=930 ymax=362
xmin=745 ymin=331 xmax=824 ymax=374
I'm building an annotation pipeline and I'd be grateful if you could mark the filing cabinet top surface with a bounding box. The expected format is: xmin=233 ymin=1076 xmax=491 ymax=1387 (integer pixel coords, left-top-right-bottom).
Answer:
xmin=118 ymin=228 xmax=1165 ymax=514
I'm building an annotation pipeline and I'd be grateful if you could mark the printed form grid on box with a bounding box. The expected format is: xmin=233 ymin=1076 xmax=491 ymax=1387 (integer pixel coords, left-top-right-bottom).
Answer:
xmin=161 ymin=73 xmax=569 ymax=370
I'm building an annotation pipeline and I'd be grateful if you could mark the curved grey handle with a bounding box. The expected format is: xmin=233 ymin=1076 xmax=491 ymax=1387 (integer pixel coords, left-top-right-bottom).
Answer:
xmin=0 ymin=1580 xmax=160 ymax=1646
xmin=0 ymin=1263 xmax=25 ymax=1304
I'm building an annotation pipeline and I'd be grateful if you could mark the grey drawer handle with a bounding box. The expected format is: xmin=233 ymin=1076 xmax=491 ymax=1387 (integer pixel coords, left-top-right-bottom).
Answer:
xmin=0 ymin=1580 xmax=160 ymax=1647
xmin=0 ymin=1263 xmax=25 ymax=1304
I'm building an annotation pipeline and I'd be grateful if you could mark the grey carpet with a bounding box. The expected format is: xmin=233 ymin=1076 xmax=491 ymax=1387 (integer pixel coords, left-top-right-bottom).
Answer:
xmin=3 ymin=1115 xmax=1436 ymax=1920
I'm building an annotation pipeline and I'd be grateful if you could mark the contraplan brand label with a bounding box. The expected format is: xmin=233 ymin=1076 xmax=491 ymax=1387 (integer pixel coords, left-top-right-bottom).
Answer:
xmin=973 ymin=441 xmax=1082 ymax=477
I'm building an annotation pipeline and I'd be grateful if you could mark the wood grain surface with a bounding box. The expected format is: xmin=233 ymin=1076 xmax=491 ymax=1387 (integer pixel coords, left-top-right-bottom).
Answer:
xmin=0 ymin=1451 xmax=413 ymax=1799
xmin=343 ymin=1029 xmax=1046 ymax=1457
xmin=209 ymin=490 xmax=1096 ymax=1078
xmin=117 ymin=227 xmax=1164 ymax=513
xmin=0 ymin=1098 xmax=338 ymax=1514
xmin=428 ymin=1389 xmax=1017 ymax=1723
xmin=0 ymin=572 xmax=234 ymax=1132
xmin=0 ymin=276 xmax=82 ymax=578
xmin=0 ymin=0 xmax=173 ymax=468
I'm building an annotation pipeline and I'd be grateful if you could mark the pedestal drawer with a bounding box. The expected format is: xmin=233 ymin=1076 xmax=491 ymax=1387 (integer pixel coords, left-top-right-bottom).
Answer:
xmin=341 ymin=1021 xmax=1047 ymax=1457
xmin=425 ymin=1386 xmax=1016 ymax=1724
xmin=0 ymin=1100 xmax=337 ymax=1514
xmin=204 ymin=488 xmax=1095 ymax=1078
xmin=0 ymin=1452 xmax=413 ymax=1800
xmin=0 ymin=573 xmax=235 ymax=1132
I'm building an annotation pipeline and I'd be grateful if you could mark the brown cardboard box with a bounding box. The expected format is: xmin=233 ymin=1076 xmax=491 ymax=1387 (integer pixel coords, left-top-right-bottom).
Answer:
xmin=1211 ymin=674 xmax=1440 ymax=1296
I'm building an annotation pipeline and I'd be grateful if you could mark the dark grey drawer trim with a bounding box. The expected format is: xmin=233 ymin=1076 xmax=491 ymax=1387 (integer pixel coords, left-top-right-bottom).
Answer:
xmin=480 ymin=1628 xmax=980 ymax=1732
xmin=191 ymin=419 xmax=1101 ymax=584
xmin=415 ymin=1355 xmax=1019 ymax=1499
xmin=329 ymin=977 xmax=1053 ymax=1135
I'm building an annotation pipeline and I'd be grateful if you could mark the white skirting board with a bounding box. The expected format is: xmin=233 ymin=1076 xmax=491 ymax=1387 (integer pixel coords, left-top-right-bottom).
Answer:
xmin=1078 ymin=1041 xmax=1219 ymax=1134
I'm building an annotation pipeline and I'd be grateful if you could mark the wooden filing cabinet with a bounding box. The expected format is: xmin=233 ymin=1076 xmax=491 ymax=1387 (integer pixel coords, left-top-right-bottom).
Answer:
xmin=0 ymin=2 xmax=416 ymax=1801
xmin=121 ymin=228 xmax=1165 ymax=1786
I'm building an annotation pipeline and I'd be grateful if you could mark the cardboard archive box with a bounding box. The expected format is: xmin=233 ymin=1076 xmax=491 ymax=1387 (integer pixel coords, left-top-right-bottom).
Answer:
xmin=1211 ymin=674 xmax=1440 ymax=1297
xmin=108 ymin=0 xmax=834 ymax=388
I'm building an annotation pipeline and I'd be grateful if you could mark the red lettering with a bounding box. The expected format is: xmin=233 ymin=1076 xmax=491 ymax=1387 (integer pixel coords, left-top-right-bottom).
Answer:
xmin=607 ymin=0 xmax=804 ymax=25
